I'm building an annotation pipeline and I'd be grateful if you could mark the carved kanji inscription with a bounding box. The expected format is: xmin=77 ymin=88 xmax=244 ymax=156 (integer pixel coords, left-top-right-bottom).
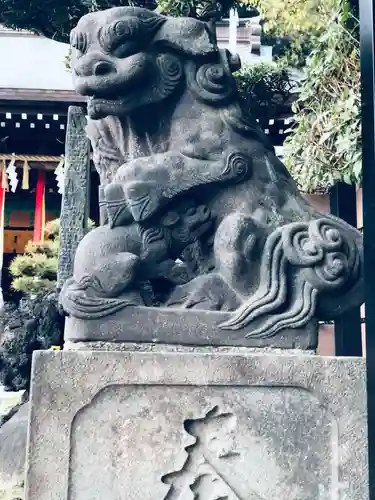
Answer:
xmin=162 ymin=406 xmax=265 ymax=500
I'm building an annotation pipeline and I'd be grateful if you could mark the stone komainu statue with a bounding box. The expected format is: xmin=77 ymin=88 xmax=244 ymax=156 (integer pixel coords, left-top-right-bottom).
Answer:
xmin=60 ymin=6 xmax=363 ymax=349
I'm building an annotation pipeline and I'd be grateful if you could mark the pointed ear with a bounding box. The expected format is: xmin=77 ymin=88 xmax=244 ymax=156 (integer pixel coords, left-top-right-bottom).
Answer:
xmin=152 ymin=17 xmax=217 ymax=57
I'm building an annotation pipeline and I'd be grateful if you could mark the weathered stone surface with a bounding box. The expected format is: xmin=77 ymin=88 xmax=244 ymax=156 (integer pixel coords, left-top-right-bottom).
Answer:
xmin=57 ymin=106 xmax=90 ymax=290
xmin=0 ymin=403 xmax=28 ymax=500
xmin=59 ymin=7 xmax=364 ymax=349
xmin=64 ymin=340 xmax=315 ymax=354
xmin=64 ymin=308 xmax=317 ymax=349
xmin=25 ymin=351 xmax=367 ymax=500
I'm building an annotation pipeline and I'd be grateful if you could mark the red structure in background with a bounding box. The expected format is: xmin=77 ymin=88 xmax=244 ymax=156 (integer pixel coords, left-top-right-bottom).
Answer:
xmin=33 ymin=170 xmax=45 ymax=242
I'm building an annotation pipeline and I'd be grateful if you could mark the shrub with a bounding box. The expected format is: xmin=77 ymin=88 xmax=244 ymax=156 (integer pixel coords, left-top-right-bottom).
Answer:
xmin=283 ymin=1 xmax=360 ymax=193
xmin=9 ymin=218 xmax=95 ymax=296
xmin=234 ymin=62 xmax=295 ymax=124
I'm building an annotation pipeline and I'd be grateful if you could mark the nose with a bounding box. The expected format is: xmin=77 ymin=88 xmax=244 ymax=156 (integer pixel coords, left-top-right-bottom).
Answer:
xmin=74 ymin=54 xmax=117 ymax=78
xmin=73 ymin=55 xmax=118 ymax=95
xmin=94 ymin=61 xmax=115 ymax=76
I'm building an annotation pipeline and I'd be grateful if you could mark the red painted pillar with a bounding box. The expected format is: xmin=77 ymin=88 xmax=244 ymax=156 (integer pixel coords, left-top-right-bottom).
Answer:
xmin=33 ymin=170 xmax=45 ymax=242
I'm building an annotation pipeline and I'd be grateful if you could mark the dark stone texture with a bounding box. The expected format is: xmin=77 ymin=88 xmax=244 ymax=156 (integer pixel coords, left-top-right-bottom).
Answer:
xmin=60 ymin=7 xmax=364 ymax=349
xmin=8 ymin=319 xmax=22 ymax=330
xmin=0 ymin=292 xmax=64 ymax=392
xmin=57 ymin=106 xmax=91 ymax=291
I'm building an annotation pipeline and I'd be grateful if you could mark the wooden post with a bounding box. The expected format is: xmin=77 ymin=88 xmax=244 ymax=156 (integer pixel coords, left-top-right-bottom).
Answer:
xmin=57 ymin=106 xmax=90 ymax=290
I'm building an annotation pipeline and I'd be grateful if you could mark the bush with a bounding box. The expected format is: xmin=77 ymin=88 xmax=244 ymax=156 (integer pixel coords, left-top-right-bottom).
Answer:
xmin=9 ymin=218 xmax=95 ymax=296
xmin=283 ymin=1 xmax=360 ymax=193
xmin=9 ymin=220 xmax=59 ymax=296
xmin=234 ymin=62 xmax=295 ymax=124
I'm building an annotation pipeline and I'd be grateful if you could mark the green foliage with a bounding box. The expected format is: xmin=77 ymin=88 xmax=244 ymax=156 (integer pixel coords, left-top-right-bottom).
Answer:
xmin=156 ymin=0 xmax=196 ymax=17
xmin=253 ymin=0 xmax=336 ymax=39
xmin=44 ymin=217 xmax=62 ymax=238
xmin=10 ymin=253 xmax=57 ymax=279
xmin=0 ymin=0 xmax=334 ymax=72
xmin=9 ymin=218 xmax=95 ymax=296
xmin=261 ymin=31 xmax=316 ymax=69
xmin=0 ymin=0 xmax=132 ymax=42
xmin=234 ymin=62 xmax=295 ymax=123
xmin=251 ymin=0 xmax=336 ymax=68
xmin=11 ymin=276 xmax=58 ymax=294
xmin=65 ymin=46 xmax=73 ymax=71
xmin=23 ymin=239 xmax=59 ymax=258
xmin=283 ymin=1 xmax=360 ymax=193
xmin=156 ymin=0 xmax=241 ymax=18
xmin=0 ymin=0 xmax=250 ymax=41
xmin=9 ymin=220 xmax=59 ymax=295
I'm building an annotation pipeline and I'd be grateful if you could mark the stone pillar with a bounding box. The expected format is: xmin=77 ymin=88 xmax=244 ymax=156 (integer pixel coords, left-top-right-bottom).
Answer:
xmin=24 ymin=350 xmax=368 ymax=500
xmin=57 ymin=106 xmax=90 ymax=290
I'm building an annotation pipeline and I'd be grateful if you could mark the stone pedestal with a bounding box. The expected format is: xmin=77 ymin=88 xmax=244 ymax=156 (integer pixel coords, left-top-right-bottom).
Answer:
xmin=25 ymin=351 xmax=368 ymax=500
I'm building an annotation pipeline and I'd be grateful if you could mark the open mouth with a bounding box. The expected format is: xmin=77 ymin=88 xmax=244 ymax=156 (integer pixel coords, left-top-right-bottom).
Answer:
xmin=87 ymin=96 xmax=128 ymax=119
xmin=87 ymin=97 xmax=115 ymax=119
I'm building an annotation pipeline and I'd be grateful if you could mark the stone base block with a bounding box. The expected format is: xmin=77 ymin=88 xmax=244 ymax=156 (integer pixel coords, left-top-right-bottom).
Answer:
xmin=64 ymin=308 xmax=318 ymax=350
xmin=25 ymin=351 xmax=368 ymax=500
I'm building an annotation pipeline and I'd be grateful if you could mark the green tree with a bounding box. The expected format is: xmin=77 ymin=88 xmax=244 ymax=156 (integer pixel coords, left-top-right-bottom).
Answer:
xmin=0 ymin=0 xmax=336 ymax=70
xmin=283 ymin=0 xmax=360 ymax=192
xmin=252 ymin=0 xmax=337 ymax=68
xmin=253 ymin=0 xmax=336 ymax=38
xmin=0 ymin=0 xmax=251 ymax=42
xmin=0 ymin=0 xmax=130 ymax=42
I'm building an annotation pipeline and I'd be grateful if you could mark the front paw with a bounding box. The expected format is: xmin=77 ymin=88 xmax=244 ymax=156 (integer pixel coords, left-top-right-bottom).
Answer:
xmin=124 ymin=180 xmax=164 ymax=222
xmin=104 ymin=183 xmax=133 ymax=227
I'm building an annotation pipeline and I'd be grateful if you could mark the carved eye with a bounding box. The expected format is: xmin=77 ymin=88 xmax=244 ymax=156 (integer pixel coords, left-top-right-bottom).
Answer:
xmin=70 ymin=29 xmax=87 ymax=53
xmin=114 ymin=20 xmax=134 ymax=38
xmin=100 ymin=18 xmax=140 ymax=51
